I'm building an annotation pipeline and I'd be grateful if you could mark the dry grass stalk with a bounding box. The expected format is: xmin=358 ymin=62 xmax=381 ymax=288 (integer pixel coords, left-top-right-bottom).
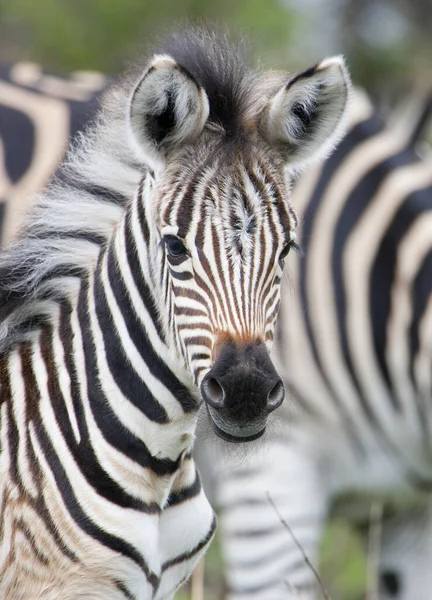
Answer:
xmin=366 ymin=500 xmax=384 ymax=600
xmin=190 ymin=557 xmax=205 ymax=600
xmin=266 ymin=492 xmax=332 ymax=600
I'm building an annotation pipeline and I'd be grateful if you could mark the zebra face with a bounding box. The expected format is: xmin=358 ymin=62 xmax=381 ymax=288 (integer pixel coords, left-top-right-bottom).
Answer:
xmin=129 ymin=40 xmax=351 ymax=441
xmin=155 ymin=152 xmax=296 ymax=442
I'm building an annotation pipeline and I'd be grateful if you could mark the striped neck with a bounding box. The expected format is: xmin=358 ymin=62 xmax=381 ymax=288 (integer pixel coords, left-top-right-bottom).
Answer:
xmin=57 ymin=177 xmax=200 ymax=502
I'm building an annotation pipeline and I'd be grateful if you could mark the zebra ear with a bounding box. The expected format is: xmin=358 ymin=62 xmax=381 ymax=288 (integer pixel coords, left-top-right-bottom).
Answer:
xmin=261 ymin=56 xmax=351 ymax=170
xmin=129 ymin=55 xmax=209 ymax=162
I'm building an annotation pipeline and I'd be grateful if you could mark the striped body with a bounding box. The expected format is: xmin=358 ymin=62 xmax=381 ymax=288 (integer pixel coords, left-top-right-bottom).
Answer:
xmin=200 ymin=91 xmax=432 ymax=599
xmin=0 ymin=179 xmax=216 ymax=600
xmin=0 ymin=31 xmax=351 ymax=599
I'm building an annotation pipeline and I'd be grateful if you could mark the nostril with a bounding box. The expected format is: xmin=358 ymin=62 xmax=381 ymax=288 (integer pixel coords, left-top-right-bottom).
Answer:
xmin=201 ymin=377 xmax=225 ymax=408
xmin=267 ymin=379 xmax=285 ymax=412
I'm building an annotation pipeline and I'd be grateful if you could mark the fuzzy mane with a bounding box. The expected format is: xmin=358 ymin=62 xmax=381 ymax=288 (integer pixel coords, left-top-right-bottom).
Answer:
xmin=0 ymin=29 xmax=255 ymax=352
xmin=157 ymin=29 xmax=253 ymax=136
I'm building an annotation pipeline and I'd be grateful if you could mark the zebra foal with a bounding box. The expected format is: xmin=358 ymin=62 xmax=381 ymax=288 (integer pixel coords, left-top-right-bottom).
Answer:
xmin=0 ymin=30 xmax=351 ymax=599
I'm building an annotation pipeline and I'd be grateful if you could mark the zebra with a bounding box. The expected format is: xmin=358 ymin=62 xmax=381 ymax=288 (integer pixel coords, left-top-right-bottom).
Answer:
xmin=4 ymin=58 xmax=432 ymax=600
xmin=196 ymin=89 xmax=432 ymax=599
xmin=0 ymin=61 xmax=108 ymax=247
xmin=0 ymin=29 xmax=351 ymax=599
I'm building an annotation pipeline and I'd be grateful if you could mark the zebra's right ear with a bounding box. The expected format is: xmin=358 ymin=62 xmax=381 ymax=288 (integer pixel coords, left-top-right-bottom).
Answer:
xmin=129 ymin=55 xmax=209 ymax=163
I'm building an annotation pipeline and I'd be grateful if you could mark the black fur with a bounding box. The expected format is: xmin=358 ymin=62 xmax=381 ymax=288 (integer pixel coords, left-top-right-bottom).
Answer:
xmin=156 ymin=29 xmax=254 ymax=137
xmin=146 ymin=88 xmax=177 ymax=146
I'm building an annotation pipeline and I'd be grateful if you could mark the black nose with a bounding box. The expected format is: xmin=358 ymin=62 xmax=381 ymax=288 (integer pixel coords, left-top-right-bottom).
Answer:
xmin=200 ymin=339 xmax=285 ymax=423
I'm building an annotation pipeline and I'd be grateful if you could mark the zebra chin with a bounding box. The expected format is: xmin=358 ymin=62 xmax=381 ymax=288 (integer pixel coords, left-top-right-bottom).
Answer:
xmin=206 ymin=405 xmax=267 ymax=443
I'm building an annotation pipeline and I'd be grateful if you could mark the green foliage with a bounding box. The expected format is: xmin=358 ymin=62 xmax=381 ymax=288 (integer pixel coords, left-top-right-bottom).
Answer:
xmin=0 ymin=0 xmax=297 ymax=73
xmin=1 ymin=0 xmax=430 ymax=92
xmin=320 ymin=519 xmax=367 ymax=600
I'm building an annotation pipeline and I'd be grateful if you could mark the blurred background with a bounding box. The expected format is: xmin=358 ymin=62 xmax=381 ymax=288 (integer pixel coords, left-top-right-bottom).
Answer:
xmin=0 ymin=1 xmax=430 ymax=598
xmin=0 ymin=0 xmax=431 ymax=96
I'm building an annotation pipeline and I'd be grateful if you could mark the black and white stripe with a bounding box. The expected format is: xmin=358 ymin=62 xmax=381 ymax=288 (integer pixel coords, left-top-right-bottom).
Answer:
xmin=0 ymin=29 xmax=351 ymax=599
xmin=0 ymin=61 xmax=107 ymax=247
xmin=202 ymin=90 xmax=432 ymax=600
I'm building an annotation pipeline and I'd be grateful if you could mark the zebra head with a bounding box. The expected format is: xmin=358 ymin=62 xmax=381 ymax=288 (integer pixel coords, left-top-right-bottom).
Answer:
xmin=128 ymin=32 xmax=351 ymax=442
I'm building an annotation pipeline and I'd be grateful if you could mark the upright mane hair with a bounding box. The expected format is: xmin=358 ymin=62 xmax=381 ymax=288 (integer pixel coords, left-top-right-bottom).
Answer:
xmin=0 ymin=29 xmax=254 ymax=352
xmin=157 ymin=29 xmax=253 ymax=136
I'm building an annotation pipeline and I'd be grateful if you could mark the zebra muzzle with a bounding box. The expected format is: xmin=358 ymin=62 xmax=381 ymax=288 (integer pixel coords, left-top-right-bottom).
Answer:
xmin=200 ymin=338 xmax=285 ymax=442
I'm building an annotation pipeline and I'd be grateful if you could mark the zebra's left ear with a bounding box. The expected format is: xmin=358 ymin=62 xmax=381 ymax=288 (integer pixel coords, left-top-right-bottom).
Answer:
xmin=129 ymin=54 xmax=210 ymax=163
xmin=260 ymin=56 xmax=351 ymax=170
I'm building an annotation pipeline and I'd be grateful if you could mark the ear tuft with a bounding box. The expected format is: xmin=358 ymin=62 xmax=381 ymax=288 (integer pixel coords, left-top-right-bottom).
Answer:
xmin=261 ymin=55 xmax=351 ymax=170
xmin=129 ymin=54 xmax=209 ymax=163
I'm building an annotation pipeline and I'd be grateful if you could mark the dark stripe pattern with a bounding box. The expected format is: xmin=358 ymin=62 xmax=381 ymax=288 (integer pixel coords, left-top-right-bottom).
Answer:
xmin=209 ymin=92 xmax=432 ymax=600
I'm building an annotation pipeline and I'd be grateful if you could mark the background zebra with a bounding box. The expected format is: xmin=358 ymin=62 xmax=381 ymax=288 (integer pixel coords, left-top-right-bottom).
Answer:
xmin=0 ymin=30 xmax=351 ymax=599
xmin=196 ymin=89 xmax=432 ymax=599
xmin=0 ymin=62 xmax=108 ymax=247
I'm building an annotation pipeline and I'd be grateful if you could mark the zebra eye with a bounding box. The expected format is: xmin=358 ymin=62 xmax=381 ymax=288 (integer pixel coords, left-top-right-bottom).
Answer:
xmin=163 ymin=235 xmax=188 ymax=258
xmin=279 ymin=241 xmax=300 ymax=266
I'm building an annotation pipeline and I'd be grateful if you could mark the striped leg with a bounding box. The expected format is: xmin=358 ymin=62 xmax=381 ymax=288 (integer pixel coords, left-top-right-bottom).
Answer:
xmin=377 ymin=501 xmax=432 ymax=600
xmin=214 ymin=439 xmax=328 ymax=600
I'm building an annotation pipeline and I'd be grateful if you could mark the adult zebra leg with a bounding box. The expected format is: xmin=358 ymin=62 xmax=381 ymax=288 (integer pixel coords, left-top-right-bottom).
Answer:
xmin=211 ymin=438 xmax=329 ymax=600
xmin=375 ymin=501 xmax=432 ymax=600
